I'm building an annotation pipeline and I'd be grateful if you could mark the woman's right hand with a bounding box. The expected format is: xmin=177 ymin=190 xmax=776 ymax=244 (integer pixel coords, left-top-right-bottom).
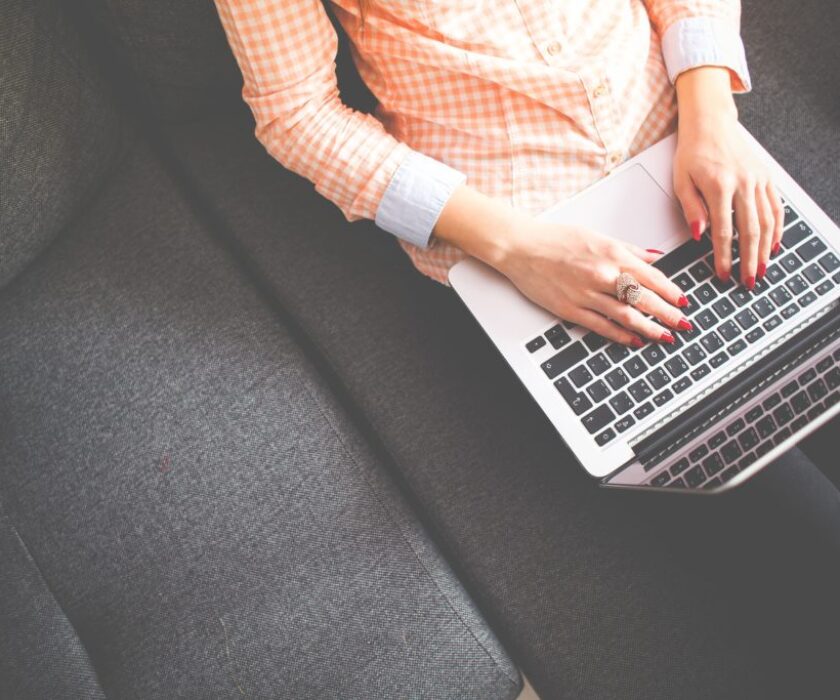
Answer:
xmin=434 ymin=185 xmax=692 ymax=347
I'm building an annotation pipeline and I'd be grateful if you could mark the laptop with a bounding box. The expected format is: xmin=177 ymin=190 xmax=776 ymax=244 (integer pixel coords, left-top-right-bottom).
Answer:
xmin=449 ymin=126 xmax=840 ymax=493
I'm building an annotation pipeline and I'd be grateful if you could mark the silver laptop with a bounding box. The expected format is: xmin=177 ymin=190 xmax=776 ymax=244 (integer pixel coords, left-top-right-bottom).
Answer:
xmin=449 ymin=127 xmax=840 ymax=494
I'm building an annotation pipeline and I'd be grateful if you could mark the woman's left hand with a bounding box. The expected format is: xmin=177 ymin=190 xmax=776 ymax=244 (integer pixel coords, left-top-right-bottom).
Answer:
xmin=672 ymin=67 xmax=784 ymax=289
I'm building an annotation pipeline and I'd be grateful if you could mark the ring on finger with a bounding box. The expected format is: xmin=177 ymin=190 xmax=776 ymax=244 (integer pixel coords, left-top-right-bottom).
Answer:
xmin=615 ymin=272 xmax=644 ymax=307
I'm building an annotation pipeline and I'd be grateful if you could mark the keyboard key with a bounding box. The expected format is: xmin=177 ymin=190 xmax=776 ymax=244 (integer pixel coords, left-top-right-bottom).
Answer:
xmin=739 ymin=427 xmax=760 ymax=451
xmin=670 ymin=457 xmax=690 ymax=477
xmin=609 ymin=391 xmax=634 ymax=415
xmin=689 ymin=444 xmax=709 ymax=462
xmin=763 ymin=315 xmax=782 ymax=332
xmin=827 ymin=367 xmax=840 ymax=390
xmin=689 ymin=261 xmax=713 ymax=282
xmin=685 ymin=465 xmax=707 ymax=487
xmin=735 ymin=308 xmax=758 ymax=329
xmin=541 ymin=342 xmax=588 ymax=379
xmin=569 ymin=365 xmax=593 ymax=387
xmin=527 ymin=336 xmax=547 ymax=353
xmin=653 ymin=389 xmax=674 ymax=407
xmin=746 ymin=405 xmax=763 ymax=422
xmin=764 ymin=263 xmax=786 ymax=285
xmin=756 ymin=415 xmax=776 ymax=438
xmin=700 ymin=332 xmax=723 ymax=353
xmin=783 ymin=204 xmax=798 ymax=227
xmin=693 ymin=282 xmax=717 ymax=305
xmin=785 ymin=274 xmax=808 ymax=296
xmin=633 ymin=402 xmax=654 ymax=420
xmin=641 ymin=344 xmax=667 ymax=366
xmin=673 ymin=272 xmax=695 ymax=291
xmin=709 ymin=431 xmax=727 ymax=448
xmin=721 ymin=466 xmax=740 ymax=483
xmin=770 ymin=286 xmax=793 ymax=307
xmin=818 ymin=252 xmax=840 ymax=273
xmin=781 ymin=380 xmax=799 ymax=398
xmin=817 ymin=356 xmax=833 ymax=373
xmin=728 ymin=339 xmax=748 ymax=356
xmin=746 ymin=327 xmax=765 ymax=344
xmin=790 ymin=390 xmax=811 ymax=414
xmin=763 ymin=394 xmax=782 ymax=410
xmin=782 ymin=220 xmax=812 ymax=248
xmin=791 ymin=416 xmax=808 ymax=432
xmin=646 ymin=367 xmax=670 ymax=390
xmin=834 ymin=271 xmax=840 ymax=284
xmin=554 ymin=376 xmax=577 ymax=402
xmin=614 ymin=415 xmax=636 ymax=433
xmin=756 ymin=441 xmax=775 ymax=457
xmin=799 ymin=368 xmax=817 ymax=385
xmin=718 ymin=320 xmax=740 ymax=342
xmin=705 ymin=452 xmax=726 ymax=474
xmin=605 ymin=344 xmax=630 ymax=363
xmin=803 ymin=263 xmax=826 ymax=284
xmin=780 ymin=303 xmax=799 ymax=319
xmin=672 ymin=376 xmax=692 ymax=394
xmin=709 ymin=351 xmax=728 ymax=368
xmin=582 ymin=404 xmax=616 ymax=434
xmin=628 ymin=379 xmax=653 ymax=402
xmin=695 ymin=309 xmax=718 ymax=330
xmin=807 ymin=379 xmax=828 ymax=402
xmin=752 ymin=297 xmax=775 ymax=319
xmin=684 ymin=344 xmax=707 ymax=365
xmin=624 ymin=356 xmax=647 ymax=378
xmin=668 ymin=477 xmax=687 ymax=488
xmin=729 ymin=287 xmax=752 ymax=307
xmin=653 ymin=236 xmax=712 ymax=277
xmin=684 ymin=294 xmax=702 ymax=316
xmin=727 ymin=418 xmax=746 ymax=436
xmin=605 ymin=367 xmax=630 ymax=390
xmin=799 ymin=291 xmax=817 ymax=307
xmin=712 ymin=275 xmax=736 ymax=293
xmin=773 ymin=403 xmax=794 ymax=426
xmin=816 ymin=280 xmax=834 ymax=295
xmin=665 ymin=356 xmax=689 ymax=377
xmin=545 ymin=324 xmax=572 ymax=349
xmin=582 ymin=332 xmax=609 ymax=351
xmin=690 ymin=364 xmax=711 ymax=381
xmin=651 ymin=470 xmax=670 ymax=487
xmin=586 ymin=379 xmax=610 ymax=403
xmin=779 ymin=253 xmax=802 ymax=273
xmin=595 ymin=428 xmax=617 ymax=446
xmin=796 ymin=237 xmax=827 ymax=262
xmin=774 ymin=427 xmax=792 ymax=445
xmin=586 ymin=353 xmax=611 ymax=375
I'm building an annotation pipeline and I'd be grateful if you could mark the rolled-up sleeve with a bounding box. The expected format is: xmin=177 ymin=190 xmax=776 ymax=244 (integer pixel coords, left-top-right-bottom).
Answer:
xmin=643 ymin=1 xmax=751 ymax=92
xmin=214 ymin=0 xmax=465 ymax=248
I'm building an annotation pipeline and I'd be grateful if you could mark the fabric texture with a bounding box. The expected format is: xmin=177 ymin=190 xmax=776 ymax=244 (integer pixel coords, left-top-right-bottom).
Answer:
xmin=0 ymin=136 xmax=521 ymax=700
xmin=214 ymin=0 xmax=748 ymax=283
xmin=0 ymin=0 xmax=125 ymax=290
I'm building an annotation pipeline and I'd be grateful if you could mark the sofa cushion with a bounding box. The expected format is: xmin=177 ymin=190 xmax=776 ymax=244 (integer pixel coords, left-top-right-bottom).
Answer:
xmin=0 ymin=134 xmax=521 ymax=699
xmin=0 ymin=0 xmax=125 ymax=290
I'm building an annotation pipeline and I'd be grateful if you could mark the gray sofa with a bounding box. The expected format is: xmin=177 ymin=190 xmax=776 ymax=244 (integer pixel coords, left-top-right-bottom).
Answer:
xmin=1 ymin=0 xmax=838 ymax=698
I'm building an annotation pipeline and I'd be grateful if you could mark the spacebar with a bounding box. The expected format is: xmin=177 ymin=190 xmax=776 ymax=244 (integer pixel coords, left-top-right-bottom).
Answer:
xmin=653 ymin=237 xmax=712 ymax=277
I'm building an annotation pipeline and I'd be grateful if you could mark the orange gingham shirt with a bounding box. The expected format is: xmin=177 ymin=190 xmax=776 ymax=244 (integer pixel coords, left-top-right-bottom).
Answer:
xmin=215 ymin=0 xmax=750 ymax=284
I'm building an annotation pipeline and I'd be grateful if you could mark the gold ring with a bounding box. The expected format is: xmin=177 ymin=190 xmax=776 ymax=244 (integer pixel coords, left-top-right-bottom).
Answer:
xmin=616 ymin=272 xmax=643 ymax=306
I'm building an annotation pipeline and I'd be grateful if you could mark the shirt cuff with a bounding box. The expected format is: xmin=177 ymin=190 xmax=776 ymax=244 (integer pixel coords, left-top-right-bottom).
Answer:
xmin=660 ymin=17 xmax=752 ymax=93
xmin=374 ymin=150 xmax=467 ymax=249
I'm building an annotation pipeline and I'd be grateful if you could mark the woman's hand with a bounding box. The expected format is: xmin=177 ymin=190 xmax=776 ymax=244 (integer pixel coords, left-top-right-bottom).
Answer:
xmin=673 ymin=67 xmax=784 ymax=289
xmin=433 ymin=186 xmax=690 ymax=346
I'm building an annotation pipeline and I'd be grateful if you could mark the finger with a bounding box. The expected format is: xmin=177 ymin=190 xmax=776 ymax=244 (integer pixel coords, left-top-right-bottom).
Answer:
xmin=755 ymin=183 xmax=775 ymax=280
xmin=707 ymin=181 xmax=736 ymax=282
xmin=631 ymin=284 xmax=692 ymax=331
xmin=675 ymin=175 xmax=708 ymax=241
xmin=564 ymin=306 xmax=642 ymax=348
xmin=589 ymin=292 xmax=676 ymax=343
xmin=622 ymin=256 xmax=688 ymax=309
xmin=767 ymin=182 xmax=784 ymax=256
xmin=734 ymin=183 xmax=760 ymax=289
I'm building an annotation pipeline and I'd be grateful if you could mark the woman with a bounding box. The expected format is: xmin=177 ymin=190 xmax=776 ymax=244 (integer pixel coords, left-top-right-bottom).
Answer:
xmin=214 ymin=0 xmax=778 ymax=347
xmin=215 ymin=1 xmax=840 ymax=692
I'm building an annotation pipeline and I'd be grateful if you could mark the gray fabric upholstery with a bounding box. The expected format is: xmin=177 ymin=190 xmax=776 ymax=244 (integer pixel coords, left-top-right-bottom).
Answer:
xmin=0 ymin=136 xmax=521 ymax=699
xmin=0 ymin=0 xmax=125 ymax=290
xmin=153 ymin=3 xmax=840 ymax=696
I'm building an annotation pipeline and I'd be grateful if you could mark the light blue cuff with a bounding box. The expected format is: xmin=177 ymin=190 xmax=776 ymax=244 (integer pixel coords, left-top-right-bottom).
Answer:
xmin=375 ymin=150 xmax=467 ymax=249
xmin=661 ymin=16 xmax=752 ymax=92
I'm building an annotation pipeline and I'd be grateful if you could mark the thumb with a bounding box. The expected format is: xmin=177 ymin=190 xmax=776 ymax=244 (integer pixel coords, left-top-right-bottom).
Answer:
xmin=675 ymin=177 xmax=708 ymax=241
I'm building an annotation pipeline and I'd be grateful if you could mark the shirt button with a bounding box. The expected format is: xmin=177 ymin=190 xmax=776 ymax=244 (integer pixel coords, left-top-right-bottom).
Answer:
xmin=545 ymin=41 xmax=562 ymax=56
xmin=609 ymin=152 xmax=623 ymax=166
xmin=593 ymin=83 xmax=607 ymax=98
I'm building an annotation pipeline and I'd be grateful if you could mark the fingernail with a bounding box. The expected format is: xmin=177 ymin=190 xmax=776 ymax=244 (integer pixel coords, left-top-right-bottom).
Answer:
xmin=630 ymin=336 xmax=644 ymax=348
xmin=646 ymin=248 xmax=665 ymax=255
xmin=757 ymin=262 xmax=766 ymax=280
xmin=660 ymin=331 xmax=675 ymax=344
xmin=677 ymin=318 xmax=693 ymax=331
xmin=745 ymin=275 xmax=755 ymax=291
xmin=691 ymin=221 xmax=703 ymax=241
xmin=677 ymin=294 xmax=689 ymax=308
xmin=772 ymin=241 xmax=781 ymax=255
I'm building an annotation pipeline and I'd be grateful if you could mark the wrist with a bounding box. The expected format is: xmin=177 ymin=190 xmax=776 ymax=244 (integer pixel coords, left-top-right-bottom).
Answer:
xmin=676 ymin=66 xmax=738 ymax=127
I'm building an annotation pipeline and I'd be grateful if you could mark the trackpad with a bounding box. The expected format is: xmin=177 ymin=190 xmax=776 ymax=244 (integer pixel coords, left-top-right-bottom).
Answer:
xmin=538 ymin=164 xmax=690 ymax=252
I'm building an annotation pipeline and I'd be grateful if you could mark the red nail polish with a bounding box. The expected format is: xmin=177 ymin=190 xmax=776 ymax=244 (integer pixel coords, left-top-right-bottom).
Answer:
xmin=630 ymin=336 xmax=644 ymax=348
xmin=691 ymin=221 xmax=703 ymax=241
xmin=646 ymin=248 xmax=665 ymax=255
xmin=677 ymin=318 xmax=693 ymax=331
xmin=677 ymin=294 xmax=689 ymax=308
xmin=660 ymin=331 xmax=675 ymax=344
xmin=772 ymin=241 xmax=781 ymax=255
xmin=745 ymin=276 xmax=755 ymax=291
xmin=757 ymin=262 xmax=766 ymax=279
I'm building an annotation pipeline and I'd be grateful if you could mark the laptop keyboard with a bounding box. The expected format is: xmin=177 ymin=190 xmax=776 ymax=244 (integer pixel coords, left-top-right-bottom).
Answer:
xmin=525 ymin=199 xmax=840 ymax=447
xmin=647 ymin=347 xmax=840 ymax=489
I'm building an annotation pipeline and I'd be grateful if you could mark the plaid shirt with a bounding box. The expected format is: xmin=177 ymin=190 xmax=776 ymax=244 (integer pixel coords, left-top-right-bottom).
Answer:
xmin=215 ymin=0 xmax=750 ymax=283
